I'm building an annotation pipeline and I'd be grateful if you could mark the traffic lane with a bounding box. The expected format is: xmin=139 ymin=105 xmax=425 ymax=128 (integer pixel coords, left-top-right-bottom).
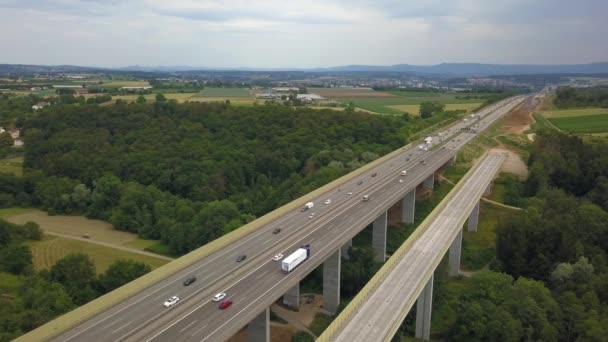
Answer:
xmin=151 ymin=150 xmax=457 ymax=341
xmin=337 ymin=156 xmax=503 ymax=341
xmin=62 ymin=221 xmax=288 ymax=342
xmin=132 ymin=149 xmax=452 ymax=340
xmin=142 ymin=98 xmax=516 ymax=340
xmin=63 ymin=99 xmax=519 ymax=341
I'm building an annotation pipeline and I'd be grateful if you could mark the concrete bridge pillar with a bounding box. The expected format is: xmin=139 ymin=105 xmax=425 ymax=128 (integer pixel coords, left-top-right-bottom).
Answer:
xmin=484 ymin=183 xmax=492 ymax=196
xmin=248 ymin=307 xmax=269 ymax=342
xmin=372 ymin=211 xmax=388 ymax=262
xmin=449 ymin=230 xmax=462 ymax=276
xmin=323 ymin=249 xmax=341 ymax=315
xmin=415 ymin=274 xmax=434 ymax=340
xmin=467 ymin=202 xmax=480 ymax=232
xmin=341 ymin=239 xmax=352 ymax=260
xmin=423 ymin=173 xmax=435 ymax=190
xmin=283 ymin=282 xmax=300 ymax=309
xmin=401 ymin=188 xmax=416 ymax=224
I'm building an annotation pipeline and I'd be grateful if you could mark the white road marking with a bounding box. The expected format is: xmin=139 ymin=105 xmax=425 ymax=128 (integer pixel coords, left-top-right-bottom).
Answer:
xmin=179 ymin=319 xmax=198 ymax=333
xmin=111 ymin=321 xmax=132 ymax=334
xmin=191 ymin=324 xmax=209 ymax=337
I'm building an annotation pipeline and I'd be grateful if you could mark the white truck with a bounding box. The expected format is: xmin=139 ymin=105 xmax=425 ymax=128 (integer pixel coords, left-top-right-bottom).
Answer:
xmin=424 ymin=136 xmax=433 ymax=144
xmin=301 ymin=202 xmax=314 ymax=212
xmin=282 ymin=245 xmax=311 ymax=273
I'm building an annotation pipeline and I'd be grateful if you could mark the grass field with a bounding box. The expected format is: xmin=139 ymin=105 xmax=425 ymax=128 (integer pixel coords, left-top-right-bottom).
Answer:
xmin=540 ymin=107 xmax=608 ymax=118
xmin=0 ymin=156 xmax=23 ymax=176
xmin=110 ymin=93 xmax=256 ymax=105
xmin=387 ymin=103 xmax=482 ymax=115
xmin=196 ymin=87 xmax=251 ymax=97
xmin=98 ymin=81 xmax=150 ymax=88
xmin=27 ymin=235 xmax=169 ymax=274
xmin=0 ymin=207 xmax=35 ymax=219
xmin=548 ymin=114 xmax=608 ymax=133
xmin=7 ymin=210 xmax=138 ymax=245
xmin=334 ymin=96 xmax=485 ymax=114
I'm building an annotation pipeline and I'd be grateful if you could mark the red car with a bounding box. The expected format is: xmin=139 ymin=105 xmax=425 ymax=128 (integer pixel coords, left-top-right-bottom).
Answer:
xmin=219 ymin=300 xmax=233 ymax=310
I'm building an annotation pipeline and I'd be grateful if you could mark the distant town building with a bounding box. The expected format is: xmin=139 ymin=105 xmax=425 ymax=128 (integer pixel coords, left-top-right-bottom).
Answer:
xmin=255 ymin=93 xmax=283 ymax=99
xmin=52 ymin=85 xmax=83 ymax=88
xmin=32 ymin=102 xmax=50 ymax=110
xmin=121 ymin=86 xmax=153 ymax=91
xmin=74 ymin=88 xmax=89 ymax=95
xmin=296 ymin=94 xmax=325 ymax=102
xmin=272 ymin=87 xmax=299 ymax=93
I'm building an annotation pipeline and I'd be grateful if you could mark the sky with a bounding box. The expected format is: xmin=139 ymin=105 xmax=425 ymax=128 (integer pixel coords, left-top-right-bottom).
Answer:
xmin=0 ymin=0 xmax=607 ymax=68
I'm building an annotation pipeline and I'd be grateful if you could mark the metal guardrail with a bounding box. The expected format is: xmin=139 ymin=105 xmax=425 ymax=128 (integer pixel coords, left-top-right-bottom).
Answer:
xmin=317 ymin=151 xmax=493 ymax=341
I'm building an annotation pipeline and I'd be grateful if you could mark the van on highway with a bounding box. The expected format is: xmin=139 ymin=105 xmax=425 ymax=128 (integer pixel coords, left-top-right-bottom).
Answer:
xmin=362 ymin=195 xmax=369 ymax=202
xmin=400 ymin=170 xmax=407 ymax=176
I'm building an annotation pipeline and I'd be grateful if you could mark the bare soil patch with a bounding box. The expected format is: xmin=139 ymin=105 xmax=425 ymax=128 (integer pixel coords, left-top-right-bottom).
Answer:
xmin=490 ymin=148 xmax=528 ymax=179
xmin=7 ymin=210 xmax=137 ymax=245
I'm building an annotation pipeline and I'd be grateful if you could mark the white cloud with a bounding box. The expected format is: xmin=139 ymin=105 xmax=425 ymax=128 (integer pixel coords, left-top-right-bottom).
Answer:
xmin=0 ymin=0 xmax=606 ymax=67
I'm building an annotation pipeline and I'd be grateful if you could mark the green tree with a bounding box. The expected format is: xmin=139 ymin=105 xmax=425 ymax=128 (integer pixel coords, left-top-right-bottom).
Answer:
xmin=136 ymin=95 xmax=147 ymax=104
xmin=0 ymin=243 xmax=33 ymax=274
xmin=17 ymin=276 xmax=74 ymax=331
xmin=98 ymin=259 xmax=151 ymax=292
xmin=49 ymin=253 xmax=98 ymax=305
xmin=155 ymin=93 xmax=167 ymax=102
xmin=0 ymin=131 xmax=13 ymax=148
xmin=419 ymin=101 xmax=445 ymax=118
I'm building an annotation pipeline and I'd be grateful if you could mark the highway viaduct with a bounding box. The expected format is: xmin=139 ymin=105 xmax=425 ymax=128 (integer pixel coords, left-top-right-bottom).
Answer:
xmin=18 ymin=96 xmax=527 ymax=342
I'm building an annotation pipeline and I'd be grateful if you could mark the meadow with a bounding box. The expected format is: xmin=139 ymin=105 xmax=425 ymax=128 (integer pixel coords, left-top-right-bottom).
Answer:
xmin=27 ymin=235 xmax=169 ymax=274
xmin=196 ymin=87 xmax=251 ymax=97
xmin=0 ymin=156 xmax=23 ymax=176
xmin=540 ymin=107 xmax=608 ymax=118
xmin=548 ymin=114 xmax=608 ymax=133
xmin=308 ymin=87 xmax=491 ymax=114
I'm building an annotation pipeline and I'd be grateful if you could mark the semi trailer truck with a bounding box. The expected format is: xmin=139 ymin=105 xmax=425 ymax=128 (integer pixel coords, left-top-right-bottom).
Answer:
xmin=282 ymin=245 xmax=311 ymax=273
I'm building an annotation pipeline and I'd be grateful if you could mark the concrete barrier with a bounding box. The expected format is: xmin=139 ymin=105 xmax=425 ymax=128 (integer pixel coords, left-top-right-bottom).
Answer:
xmin=317 ymin=151 xmax=490 ymax=341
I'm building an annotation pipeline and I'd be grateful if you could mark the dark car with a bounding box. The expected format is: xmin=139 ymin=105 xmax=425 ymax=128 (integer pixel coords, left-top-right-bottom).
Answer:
xmin=371 ymin=172 xmax=377 ymax=177
xmin=219 ymin=300 xmax=233 ymax=310
xmin=357 ymin=180 xmax=363 ymax=185
xmin=273 ymin=228 xmax=281 ymax=234
xmin=236 ymin=255 xmax=247 ymax=262
xmin=183 ymin=276 xmax=196 ymax=286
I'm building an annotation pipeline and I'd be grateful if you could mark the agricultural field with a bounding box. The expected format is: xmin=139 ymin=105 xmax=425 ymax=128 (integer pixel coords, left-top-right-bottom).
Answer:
xmin=196 ymin=87 xmax=251 ymax=97
xmin=539 ymin=107 xmax=608 ymax=118
xmin=387 ymin=103 xmax=482 ymax=115
xmin=0 ymin=207 xmax=35 ymax=219
xmin=7 ymin=210 xmax=138 ymax=245
xmin=27 ymin=235 xmax=169 ymax=274
xmin=0 ymin=156 xmax=23 ymax=176
xmin=309 ymin=87 xmax=491 ymax=114
xmin=97 ymin=80 xmax=150 ymax=88
xmin=548 ymin=114 xmax=608 ymax=133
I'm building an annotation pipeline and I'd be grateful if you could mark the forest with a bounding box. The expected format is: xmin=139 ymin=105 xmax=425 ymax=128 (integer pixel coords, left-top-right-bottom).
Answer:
xmin=553 ymin=86 xmax=608 ymax=108
xmin=0 ymin=218 xmax=150 ymax=341
xmin=0 ymin=100 xmax=421 ymax=255
xmin=445 ymin=130 xmax=608 ymax=341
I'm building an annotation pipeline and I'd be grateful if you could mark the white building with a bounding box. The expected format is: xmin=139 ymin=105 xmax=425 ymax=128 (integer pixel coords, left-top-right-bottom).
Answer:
xmin=296 ymin=94 xmax=325 ymax=102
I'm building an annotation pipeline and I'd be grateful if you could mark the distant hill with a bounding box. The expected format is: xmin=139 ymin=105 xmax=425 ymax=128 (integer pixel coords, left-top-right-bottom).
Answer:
xmin=2 ymin=62 xmax=608 ymax=76
xmin=319 ymin=62 xmax=608 ymax=75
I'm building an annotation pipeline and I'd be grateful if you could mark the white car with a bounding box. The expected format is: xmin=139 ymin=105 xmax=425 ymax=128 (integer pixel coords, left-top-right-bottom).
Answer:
xmin=324 ymin=199 xmax=331 ymax=205
xmin=308 ymin=213 xmax=315 ymax=219
xmin=213 ymin=293 xmax=226 ymax=302
xmin=272 ymin=253 xmax=284 ymax=261
xmin=347 ymin=192 xmax=353 ymax=195
xmin=163 ymin=296 xmax=179 ymax=307
xmin=399 ymin=179 xmax=404 ymax=183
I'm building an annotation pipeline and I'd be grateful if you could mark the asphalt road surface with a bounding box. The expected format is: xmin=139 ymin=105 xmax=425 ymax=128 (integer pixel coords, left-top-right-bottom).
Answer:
xmin=332 ymin=152 xmax=507 ymax=342
xmin=50 ymin=96 xmax=526 ymax=342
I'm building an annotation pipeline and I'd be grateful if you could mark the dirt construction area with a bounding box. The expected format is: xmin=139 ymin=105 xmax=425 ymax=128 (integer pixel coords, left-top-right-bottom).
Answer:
xmin=501 ymin=96 xmax=541 ymax=134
